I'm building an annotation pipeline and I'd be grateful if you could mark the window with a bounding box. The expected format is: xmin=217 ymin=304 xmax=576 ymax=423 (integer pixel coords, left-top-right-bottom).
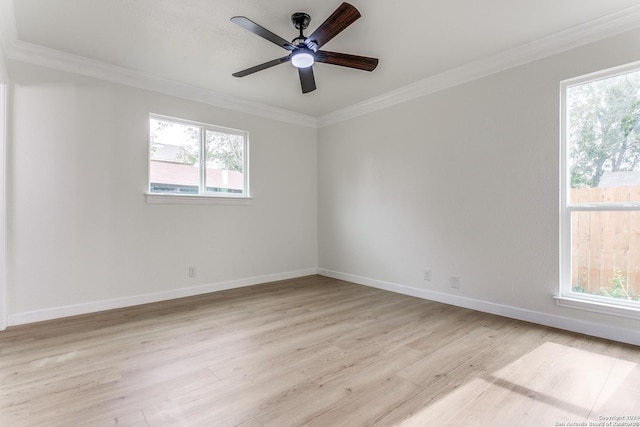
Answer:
xmin=559 ymin=63 xmax=640 ymax=315
xmin=148 ymin=115 xmax=249 ymax=198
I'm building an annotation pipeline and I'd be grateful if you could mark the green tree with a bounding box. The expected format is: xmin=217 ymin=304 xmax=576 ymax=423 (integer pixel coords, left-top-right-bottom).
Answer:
xmin=150 ymin=119 xmax=243 ymax=171
xmin=568 ymin=71 xmax=640 ymax=188
xmin=175 ymin=126 xmax=200 ymax=166
xmin=175 ymin=131 xmax=243 ymax=171
xmin=205 ymin=131 xmax=244 ymax=173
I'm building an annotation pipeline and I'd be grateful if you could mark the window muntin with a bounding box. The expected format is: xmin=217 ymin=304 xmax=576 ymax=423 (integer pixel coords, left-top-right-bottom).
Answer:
xmin=561 ymin=63 xmax=640 ymax=308
xmin=149 ymin=115 xmax=248 ymax=197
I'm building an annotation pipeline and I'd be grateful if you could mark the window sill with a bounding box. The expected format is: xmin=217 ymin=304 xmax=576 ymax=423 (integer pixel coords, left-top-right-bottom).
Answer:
xmin=554 ymin=295 xmax=640 ymax=320
xmin=145 ymin=193 xmax=253 ymax=205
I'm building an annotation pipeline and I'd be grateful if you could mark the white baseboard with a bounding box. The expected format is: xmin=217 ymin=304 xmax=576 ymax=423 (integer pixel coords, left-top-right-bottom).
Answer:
xmin=318 ymin=268 xmax=640 ymax=346
xmin=7 ymin=268 xmax=318 ymax=326
xmin=9 ymin=267 xmax=639 ymax=346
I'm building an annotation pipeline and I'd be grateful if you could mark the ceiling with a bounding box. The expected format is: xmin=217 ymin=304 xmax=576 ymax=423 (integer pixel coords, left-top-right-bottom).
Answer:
xmin=5 ymin=0 xmax=640 ymax=118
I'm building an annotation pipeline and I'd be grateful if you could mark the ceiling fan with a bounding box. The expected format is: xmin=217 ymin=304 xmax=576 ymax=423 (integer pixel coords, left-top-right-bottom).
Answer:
xmin=231 ymin=2 xmax=379 ymax=94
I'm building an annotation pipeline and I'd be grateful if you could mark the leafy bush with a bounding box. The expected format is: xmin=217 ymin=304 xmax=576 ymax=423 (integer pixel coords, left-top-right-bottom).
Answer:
xmin=599 ymin=272 xmax=640 ymax=301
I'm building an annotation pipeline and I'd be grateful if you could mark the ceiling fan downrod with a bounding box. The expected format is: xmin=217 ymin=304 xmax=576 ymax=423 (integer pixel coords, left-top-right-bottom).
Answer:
xmin=291 ymin=12 xmax=312 ymax=47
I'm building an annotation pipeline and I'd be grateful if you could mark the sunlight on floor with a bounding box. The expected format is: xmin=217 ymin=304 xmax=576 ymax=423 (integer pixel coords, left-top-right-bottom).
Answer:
xmin=394 ymin=341 xmax=639 ymax=427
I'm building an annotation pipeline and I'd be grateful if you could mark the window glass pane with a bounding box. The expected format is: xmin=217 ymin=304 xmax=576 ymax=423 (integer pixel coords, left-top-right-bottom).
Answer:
xmin=571 ymin=210 xmax=640 ymax=302
xmin=567 ymin=70 xmax=640 ymax=203
xmin=204 ymin=130 xmax=245 ymax=194
xmin=149 ymin=118 xmax=201 ymax=194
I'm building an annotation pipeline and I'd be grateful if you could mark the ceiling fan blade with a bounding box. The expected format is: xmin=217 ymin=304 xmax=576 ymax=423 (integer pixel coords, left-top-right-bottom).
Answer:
xmin=315 ymin=51 xmax=378 ymax=71
xmin=298 ymin=67 xmax=316 ymax=93
xmin=305 ymin=2 xmax=360 ymax=50
xmin=232 ymin=56 xmax=291 ymax=77
xmin=231 ymin=16 xmax=296 ymax=51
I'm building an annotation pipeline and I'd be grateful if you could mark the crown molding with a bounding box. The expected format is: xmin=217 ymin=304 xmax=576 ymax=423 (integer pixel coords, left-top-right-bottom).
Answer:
xmin=3 ymin=3 xmax=640 ymax=129
xmin=317 ymin=5 xmax=640 ymax=128
xmin=5 ymin=41 xmax=317 ymax=128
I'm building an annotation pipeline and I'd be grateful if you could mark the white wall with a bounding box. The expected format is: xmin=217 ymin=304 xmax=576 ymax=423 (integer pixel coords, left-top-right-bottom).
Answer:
xmin=318 ymin=28 xmax=640 ymax=344
xmin=7 ymin=61 xmax=317 ymax=323
xmin=6 ymin=28 xmax=640 ymax=344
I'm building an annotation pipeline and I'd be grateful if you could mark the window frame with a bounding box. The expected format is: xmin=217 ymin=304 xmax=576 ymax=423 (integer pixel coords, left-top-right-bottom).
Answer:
xmin=146 ymin=114 xmax=250 ymax=204
xmin=558 ymin=61 xmax=640 ymax=318
xmin=0 ymin=82 xmax=6 ymax=331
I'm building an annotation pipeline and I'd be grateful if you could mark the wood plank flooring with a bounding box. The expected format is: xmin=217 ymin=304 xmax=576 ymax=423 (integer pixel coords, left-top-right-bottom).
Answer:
xmin=1 ymin=275 xmax=639 ymax=426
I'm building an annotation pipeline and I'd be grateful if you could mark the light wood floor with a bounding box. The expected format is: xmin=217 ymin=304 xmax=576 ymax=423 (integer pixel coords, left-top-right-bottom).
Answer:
xmin=1 ymin=275 xmax=639 ymax=427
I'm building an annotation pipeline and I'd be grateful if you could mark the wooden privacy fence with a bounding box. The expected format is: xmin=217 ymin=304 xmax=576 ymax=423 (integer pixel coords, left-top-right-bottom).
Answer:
xmin=571 ymin=186 xmax=640 ymax=297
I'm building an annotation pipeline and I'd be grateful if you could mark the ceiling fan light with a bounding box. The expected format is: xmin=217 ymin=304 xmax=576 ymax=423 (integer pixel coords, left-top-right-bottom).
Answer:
xmin=291 ymin=50 xmax=315 ymax=68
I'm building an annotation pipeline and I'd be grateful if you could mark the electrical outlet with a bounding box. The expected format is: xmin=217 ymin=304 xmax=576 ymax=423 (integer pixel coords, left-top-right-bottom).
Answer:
xmin=450 ymin=276 xmax=460 ymax=289
xmin=188 ymin=266 xmax=197 ymax=278
xmin=423 ymin=269 xmax=432 ymax=281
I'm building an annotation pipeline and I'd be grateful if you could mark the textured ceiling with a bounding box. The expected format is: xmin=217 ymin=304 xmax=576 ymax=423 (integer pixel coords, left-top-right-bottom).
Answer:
xmin=8 ymin=0 xmax=640 ymax=117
